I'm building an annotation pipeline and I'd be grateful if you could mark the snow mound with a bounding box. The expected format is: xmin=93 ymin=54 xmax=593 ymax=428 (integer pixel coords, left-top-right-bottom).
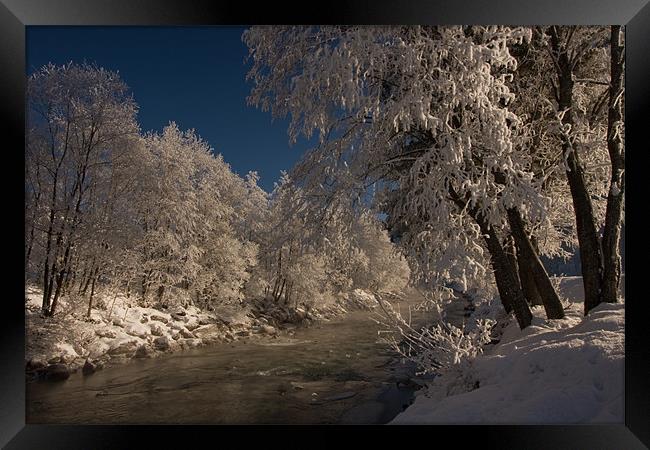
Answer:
xmin=391 ymin=294 xmax=624 ymax=424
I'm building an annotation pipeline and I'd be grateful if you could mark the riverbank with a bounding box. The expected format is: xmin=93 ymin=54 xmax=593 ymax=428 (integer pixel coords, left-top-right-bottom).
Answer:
xmin=25 ymin=285 xmax=382 ymax=382
xmin=26 ymin=289 xmax=437 ymax=424
xmin=391 ymin=277 xmax=625 ymax=424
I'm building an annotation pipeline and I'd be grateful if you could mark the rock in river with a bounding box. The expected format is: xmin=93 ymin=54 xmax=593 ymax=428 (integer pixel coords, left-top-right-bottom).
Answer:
xmin=45 ymin=363 xmax=70 ymax=382
xmin=26 ymin=358 xmax=47 ymax=373
xmin=82 ymin=360 xmax=96 ymax=376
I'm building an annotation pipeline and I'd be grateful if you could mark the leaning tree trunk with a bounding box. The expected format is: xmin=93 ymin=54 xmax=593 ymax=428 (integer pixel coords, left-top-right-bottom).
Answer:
xmin=506 ymin=227 xmax=543 ymax=307
xmin=47 ymin=269 xmax=65 ymax=317
xmin=517 ymin=251 xmax=543 ymax=306
xmin=504 ymin=237 xmax=521 ymax=296
xmin=507 ymin=208 xmax=565 ymax=319
xmin=482 ymin=224 xmax=533 ymax=329
xmin=602 ymin=25 xmax=625 ymax=305
xmin=449 ymin=187 xmax=532 ymax=328
xmin=551 ymin=27 xmax=604 ymax=315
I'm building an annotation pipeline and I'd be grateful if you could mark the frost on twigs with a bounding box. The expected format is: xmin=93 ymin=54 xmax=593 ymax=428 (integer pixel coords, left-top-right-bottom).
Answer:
xmin=374 ymin=292 xmax=495 ymax=376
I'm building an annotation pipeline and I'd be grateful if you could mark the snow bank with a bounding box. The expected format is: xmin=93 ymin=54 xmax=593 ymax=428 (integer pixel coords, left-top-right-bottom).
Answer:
xmin=555 ymin=274 xmax=625 ymax=303
xmin=555 ymin=276 xmax=585 ymax=303
xmin=25 ymin=286 xmax=261 ymax=377
xmin=391 ymin=278 xmax=624 ymax=424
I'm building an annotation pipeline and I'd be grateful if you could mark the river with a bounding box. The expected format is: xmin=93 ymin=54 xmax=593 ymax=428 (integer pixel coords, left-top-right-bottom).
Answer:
xmin=26 ymin=290 xmax=443 ymax=424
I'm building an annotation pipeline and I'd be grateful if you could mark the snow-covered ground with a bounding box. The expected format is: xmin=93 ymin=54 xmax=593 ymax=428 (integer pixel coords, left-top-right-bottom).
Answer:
xmin=391 ymin=277 xmax=624 ymax=424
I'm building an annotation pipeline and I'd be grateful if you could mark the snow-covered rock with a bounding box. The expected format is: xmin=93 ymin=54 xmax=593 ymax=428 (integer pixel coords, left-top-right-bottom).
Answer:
xmin=89 ymin=340 xmax=111 ymax=359
xmin=179 ymin=328 xmax=195 ymax=339
xmin=180 ymin=338 xmax=203 ymax=348
xmin=185 ymin=317 xmax=201 ymax=331
xmin=125 ymin=322 xmax=150 ymax=338
xmin=95 ymin=328 xmax=117 ymax=339
xmin=54 ymin=342 xmax=79 ymax=364
xmin=193 ymin=324 xmax=221 ymax=339
xmin=261 ymin=324 xmax=278 ymax=335
xmin=108 ymin=339 xmax=139 ymax=355
xmin=345 ymin=289 xmax=378 ymax=310
xmin=150 ymin=324 xmax=165 ymax=336
xmin=170 ymin=321 xmax=185 ymax=331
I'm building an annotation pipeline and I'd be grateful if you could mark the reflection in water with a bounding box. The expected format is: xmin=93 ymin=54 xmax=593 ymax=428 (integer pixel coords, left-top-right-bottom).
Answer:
xmin=27 ymin=292 xmax=438 ymax=424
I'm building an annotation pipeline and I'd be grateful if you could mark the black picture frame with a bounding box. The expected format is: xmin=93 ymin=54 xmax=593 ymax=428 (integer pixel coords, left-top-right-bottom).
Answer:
xmin=2 ymin=0 xmax=648 ymax=448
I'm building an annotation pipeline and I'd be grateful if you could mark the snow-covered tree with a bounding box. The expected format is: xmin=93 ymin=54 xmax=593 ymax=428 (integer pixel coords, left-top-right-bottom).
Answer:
xmin=131 ymin=123 xmax=258 ymax=307
xmin=346 ymin=212 xmax=411 ymax=293
xmin=247 ymin=170 xmax=409 ymax=312
xmin=26 ymin=62 xmax=140 ymax=316
xmin=512 ymin=26 xmax=624 ymax=313
xmin=243 ymin=26 xmax=567 ymax=328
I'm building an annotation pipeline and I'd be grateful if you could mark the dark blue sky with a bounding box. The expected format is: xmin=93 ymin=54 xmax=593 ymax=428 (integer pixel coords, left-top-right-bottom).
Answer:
xmin=26 ymin=26 xmax=314 ymax=192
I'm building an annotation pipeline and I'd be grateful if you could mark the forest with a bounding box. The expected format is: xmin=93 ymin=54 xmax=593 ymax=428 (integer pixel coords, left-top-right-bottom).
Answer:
xmin=25 ymin=25 xmax=625 ymax=424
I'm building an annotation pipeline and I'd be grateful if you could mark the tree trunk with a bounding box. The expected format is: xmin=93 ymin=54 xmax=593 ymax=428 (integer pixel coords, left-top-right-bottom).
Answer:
xmin=449 ymin=187 xmax=532 ymax=328
xmin=272 ymin=276 xmax=281 ymax=300
xmin=277 ymin=278 xmax=287 ymax=303
xmin=550 ymin=27 xmax=604 ymax=315
xmin=157 ymin=285 xmax=165 ymax=303
xmin=42 ymin=263 xmax=52 ymax=313
xmin=64 ymin=256 xmax=78 ymax=296
xmin=47 ymin=271 xmax=65 ymax=317
xmin=142 ymin=270 xmax=151 ymax=302
xmin=81 ymin=268 xmax=94 ymax=296
xmin=602 ymin=25 xmax=625 ymax=305
xmin=507 ymin=208 xmax=565 ymax=319
xmin=41 ymin=193 xmax=58 ymax=313
xmin=87 ymin=267 xmax=99 ymax=317
xmin=483 ymin=225 xmax=533 ymax=329
xmin=41 ymin=117 xmax=72 ymax=313
xmin=504 ymin=237 xmax=521 ymax=298
xmin=77 ymin=266 xmax=88 ymax=294
xmin=51 ymin=240 xmax=75 ymax=308
xmin=25 ymin=166 xmax=42 ymax=277
xmin=285 ymin=281 xmax=293 ymax=306
xmin=44 ymin=264 xmax=56 ymax=314
xmin=48 ymin=247 xmax=74 ymax=317
xmin=516 ymin=246 xmax=543 ymax=307
xmin=25 ymin=201 xmax=39 ymax=276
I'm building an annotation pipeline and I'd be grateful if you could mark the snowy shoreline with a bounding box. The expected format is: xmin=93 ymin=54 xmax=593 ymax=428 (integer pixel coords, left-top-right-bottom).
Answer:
xmin=391 ymin=277 xmax=625 ymax=424
xmin=25 ymin=286 xmax=380 ymax=382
